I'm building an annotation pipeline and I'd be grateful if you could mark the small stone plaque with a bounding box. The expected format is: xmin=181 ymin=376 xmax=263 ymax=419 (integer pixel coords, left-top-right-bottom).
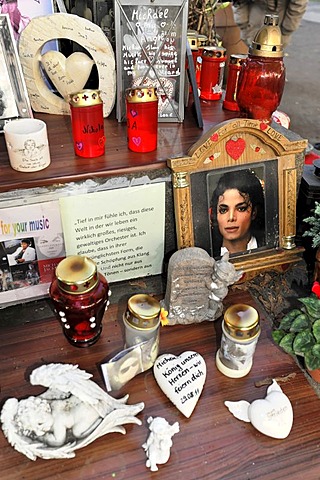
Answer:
xmin=162 ymin=247 xmax=242 ymax=325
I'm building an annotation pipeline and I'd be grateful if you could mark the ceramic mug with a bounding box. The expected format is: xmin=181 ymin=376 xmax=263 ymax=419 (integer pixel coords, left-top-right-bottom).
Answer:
xmin=4 ymin=118 xmax=51 ymax=172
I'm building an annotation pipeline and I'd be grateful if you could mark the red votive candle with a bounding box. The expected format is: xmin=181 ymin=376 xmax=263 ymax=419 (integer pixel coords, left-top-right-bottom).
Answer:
xmin=223 ymin=54 xmax=247 ymax=112
xmin=200 ymin=46 xmax=226 ymax=101
xmin=126 ymin=86 xmax=158 ymax=153
xmin=236 ymin=15 xmax=285 ymax=123
xmin=49 ymin=255 xmax=110 ymax=347
xmin=69 ymin=89 xmax=105 ymax=158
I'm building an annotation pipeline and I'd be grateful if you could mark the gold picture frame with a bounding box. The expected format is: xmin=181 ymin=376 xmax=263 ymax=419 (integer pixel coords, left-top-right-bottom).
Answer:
xmin=167 ymin=118 xmax=308 ymax=280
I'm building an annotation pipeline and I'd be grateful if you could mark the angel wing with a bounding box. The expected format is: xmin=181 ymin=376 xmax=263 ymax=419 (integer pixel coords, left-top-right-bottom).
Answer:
xmin=30 ymin=363 xmax=132 ymax=417
xmin=224 ymin=400 xmax=251 ymax=423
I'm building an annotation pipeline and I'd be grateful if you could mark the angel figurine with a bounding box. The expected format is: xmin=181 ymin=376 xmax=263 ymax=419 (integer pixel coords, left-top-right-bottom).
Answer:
xmin=1 ymin=363 xmax=144 ymax=461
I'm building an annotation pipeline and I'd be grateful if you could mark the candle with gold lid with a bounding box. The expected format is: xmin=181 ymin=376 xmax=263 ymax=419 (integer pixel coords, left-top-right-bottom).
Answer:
xmin=126 ymin=86 xmax=158 ymax=153
xmin=123 ymin=294 xmax=161 ymax=349
xmin=49 ymin=255 xmax=110 ymax=347
xmin=216 ymin=304 xmax=260 ymax=378
xmin=236 ymin=14 xmax=285 ymax=123
xmin=69 ymin=89 xmax=105 ymax=158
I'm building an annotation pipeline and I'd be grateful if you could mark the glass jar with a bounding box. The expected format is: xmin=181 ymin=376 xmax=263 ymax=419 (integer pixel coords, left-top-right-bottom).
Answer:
xmin=236 ymin=15 xmax=285 ymax=123
xmin=216 ymin=304 xmax=260 ymax=378
xmin=126 ymin=86 xmax=158 ymax=153
xmin=49 ymin=255 xmax=110 ymax=347
xmin=69 ymin=89 xmax=105 ymax=158
xmin=123 ymin=294 xmax=161 ymax=350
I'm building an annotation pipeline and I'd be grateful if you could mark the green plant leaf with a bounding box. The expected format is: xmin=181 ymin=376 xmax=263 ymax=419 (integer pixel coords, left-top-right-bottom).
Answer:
xmin=312 ymin=343 xmax=320 ymax=358
xmin=272 ymin=330 xmax=286 ymax=344
xmin=279 ymin=310 xmax=301 ymax=331
xmin=279 ymin=333 xmax=295 ymax=354
xmin=305 ymin=350 xmax=320 ymax=371
xmin=313 ymin=319 xmax=320 ymax=342
xmin=290 ymin=313 xmax=311 ymax=332
xmin=298 ymin=296 xmax=320 ymax=319
xmin=293 ymin=330 xmax=315 ymax=356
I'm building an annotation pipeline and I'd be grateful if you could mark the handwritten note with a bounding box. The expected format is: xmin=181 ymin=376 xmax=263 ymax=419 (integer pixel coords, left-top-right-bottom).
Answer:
xmin=115 ymin=1 xmax=188 ymax=121
xmin=59 ymin=183 xmax=165 ymax=283
xmin=154 ymin=351 xmax=206 ymax=418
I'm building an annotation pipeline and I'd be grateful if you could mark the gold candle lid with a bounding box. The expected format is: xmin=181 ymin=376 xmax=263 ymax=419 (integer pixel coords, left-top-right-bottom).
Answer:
xmin=249 ymin=14 xmax=283 ymax=58
xmin=56 ymin=255 xmax=99 ymax=294
xmin=223 ymin=304 xmax=260 ymax=341
xmin=126 ymin=87 xmax=158 ymax=103
xmin=202 ymin=46 xmax=226 ymax=58
xmin=229 ymin=54 xmax=248 ymax=66
xmin=69 ymin=89 xmax=103 ymax=107
xmin=125 ymin=294 xmax=161 ymax=329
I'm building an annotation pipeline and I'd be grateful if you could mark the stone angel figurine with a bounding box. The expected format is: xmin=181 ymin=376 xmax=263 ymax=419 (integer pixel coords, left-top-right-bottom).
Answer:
xmin=1 ymin=363 xmax=144 ymax=461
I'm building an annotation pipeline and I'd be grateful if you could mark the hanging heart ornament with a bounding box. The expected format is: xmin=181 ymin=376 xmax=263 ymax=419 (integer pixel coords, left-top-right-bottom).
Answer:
xmin=153 ymin=351 xmax=206 ymax=418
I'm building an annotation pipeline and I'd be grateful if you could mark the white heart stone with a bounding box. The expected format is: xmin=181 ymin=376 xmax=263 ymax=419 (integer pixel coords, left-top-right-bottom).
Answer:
xmin=248 ymin=390 xmax=293 ymax=439
xmin=40 ymin=51 xmax=94 ymax=99
xmin=153 ymin=351 xmax=206 ymax=418
xmin=225 ymin=380 xmax=293 ymax=439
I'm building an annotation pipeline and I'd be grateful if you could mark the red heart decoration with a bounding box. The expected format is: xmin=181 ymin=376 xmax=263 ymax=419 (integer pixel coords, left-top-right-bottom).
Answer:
xmin=210 ymin=133 xmax=219 ymax=142
xmin=225 ymin=138 xmax=246 ymax=160
xmin=260 ymin=122 xmax=268 ymax=131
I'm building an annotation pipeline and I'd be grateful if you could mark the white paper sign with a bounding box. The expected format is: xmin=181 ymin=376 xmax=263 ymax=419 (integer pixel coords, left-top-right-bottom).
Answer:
xmin=59 ymin=183 xmax=165 ymax=282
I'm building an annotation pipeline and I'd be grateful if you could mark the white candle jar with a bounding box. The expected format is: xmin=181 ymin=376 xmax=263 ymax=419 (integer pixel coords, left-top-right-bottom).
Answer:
xmin=216 ymin=304 xmax=260 ymax=378
xmin=123 ymin=294 xmax=161 ymax=350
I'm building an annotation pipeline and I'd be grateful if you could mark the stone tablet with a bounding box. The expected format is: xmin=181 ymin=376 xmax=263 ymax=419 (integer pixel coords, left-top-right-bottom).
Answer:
xmin=162 ymin=247 xmax=242 ymax=325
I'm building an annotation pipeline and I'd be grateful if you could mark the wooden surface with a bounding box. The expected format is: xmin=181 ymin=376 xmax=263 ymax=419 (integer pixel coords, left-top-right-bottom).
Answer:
xmin=0 ymin=100 xmax=236 ymax=193
xmin=1 ymin=288 xmax=320 ymax=480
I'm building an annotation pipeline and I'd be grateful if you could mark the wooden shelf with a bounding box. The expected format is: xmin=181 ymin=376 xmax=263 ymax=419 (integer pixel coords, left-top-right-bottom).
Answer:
xmin=1 ymin=289 xmax=320 ymax=479
xmin=0 ymin=101 xmax=237 ymax=193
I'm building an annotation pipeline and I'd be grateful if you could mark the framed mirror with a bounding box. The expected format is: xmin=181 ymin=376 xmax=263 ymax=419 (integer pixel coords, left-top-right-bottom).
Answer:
xmin=168 ymin=118 xmax=308 ymax=280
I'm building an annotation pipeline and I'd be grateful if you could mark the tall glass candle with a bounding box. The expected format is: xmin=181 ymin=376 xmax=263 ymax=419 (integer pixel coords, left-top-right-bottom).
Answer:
xmin=200 ymin=46 xmax=226 ymax=101
xmin=223 ymin=54 xmax=247 ymax=112
xmin=236 ymin=15 xmax=285 ymax=123
xmin=126 ymin=86 xmax=158 ymax=153
xmin=69 ymin=89 xmax=105 ymax=158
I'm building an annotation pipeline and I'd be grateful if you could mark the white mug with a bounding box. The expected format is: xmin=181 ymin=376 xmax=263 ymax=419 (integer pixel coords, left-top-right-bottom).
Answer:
xmin=4 ymin=118 xmax=51 ymax=172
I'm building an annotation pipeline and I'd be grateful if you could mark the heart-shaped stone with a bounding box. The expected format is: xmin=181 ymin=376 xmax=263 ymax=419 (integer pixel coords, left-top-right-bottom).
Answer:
xmin=225 ymin=380 xmax=293 ymax=439
xmin=249 ymin=389 xmax=293 ymax=439
xmin=40 ymin=51 xmax=94 ymax=99
xmin=154 ymin=351 xmax=206 ymax=418
xmin=225 ymin=137 xmax=246 ymax=160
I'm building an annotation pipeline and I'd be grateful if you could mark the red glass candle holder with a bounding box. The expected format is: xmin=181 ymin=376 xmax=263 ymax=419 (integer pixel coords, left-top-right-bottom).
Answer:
xmin=200 ymin=46 xmax=226 ymax=101
xmin=126 ymin=86 xmax=158 ymax=153
xmin=69 ymin=89 xmax=106 ymax=158
xmin=223 ymin=54 xmax=247 ymax=112
xmin=49 ymin=255 xmax=110 ymax=347
xmin=236 ymin=15 xmax=285 ymax=123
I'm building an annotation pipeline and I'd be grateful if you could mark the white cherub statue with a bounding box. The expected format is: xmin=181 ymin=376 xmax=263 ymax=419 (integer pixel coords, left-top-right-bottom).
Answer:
xmin=142 ymin=416 xmax=179 ymax=472
xmin=1 ymin=363 xmax=144 ymax=461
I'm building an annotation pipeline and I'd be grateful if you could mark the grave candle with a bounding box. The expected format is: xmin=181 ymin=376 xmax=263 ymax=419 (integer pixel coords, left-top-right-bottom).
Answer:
xmin=216 ymin=304 xmax=260 ymax=378
xmin=126 ymin=87 xmax=158 ymax=153
xmin=49 ymin=255 xmax=110 ymax=347
xmin=69 ymin=89 xmax=105 ymax=158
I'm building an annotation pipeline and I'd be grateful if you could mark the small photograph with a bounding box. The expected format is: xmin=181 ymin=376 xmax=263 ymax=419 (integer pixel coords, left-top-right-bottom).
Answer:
xmin=208 ymin=167 xmax=266 ymax=258
xmin=6 ymin=238 xmax=37 ymax=266
xmin=0 ymin=238 xmax=40 ymax=291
